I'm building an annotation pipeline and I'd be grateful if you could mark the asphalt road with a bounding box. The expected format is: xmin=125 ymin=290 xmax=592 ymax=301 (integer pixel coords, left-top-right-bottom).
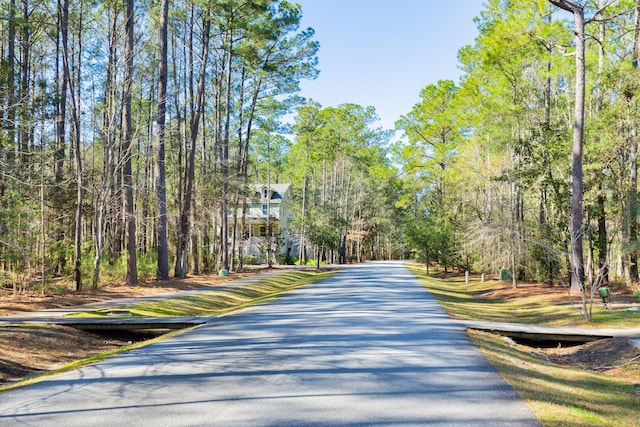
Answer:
xmin=0 ymin=262 xmax=540 ymax=426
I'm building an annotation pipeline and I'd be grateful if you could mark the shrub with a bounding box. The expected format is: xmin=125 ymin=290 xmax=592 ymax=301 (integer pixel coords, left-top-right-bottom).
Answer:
xmin=277 ymin=254 xmax=297 ymax=265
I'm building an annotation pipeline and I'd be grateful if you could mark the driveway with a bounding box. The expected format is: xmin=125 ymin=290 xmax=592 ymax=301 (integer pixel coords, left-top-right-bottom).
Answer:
xmin=0 ymin=262 xmax=540 ymax=426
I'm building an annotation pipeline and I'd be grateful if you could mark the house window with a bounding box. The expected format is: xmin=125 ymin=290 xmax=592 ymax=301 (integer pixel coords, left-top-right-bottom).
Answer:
xmin=262 ymin=188 xmax=268 ymax=199
xmin=259 ymin=226 xmax=267 ymax=237
xmin=262 ymin=204 xmax=268 ymax=216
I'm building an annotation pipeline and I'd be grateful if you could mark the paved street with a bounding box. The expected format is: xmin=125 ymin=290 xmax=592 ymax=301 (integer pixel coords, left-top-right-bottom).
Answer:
xmin=0 ymin=262 xmax=540 ymax=426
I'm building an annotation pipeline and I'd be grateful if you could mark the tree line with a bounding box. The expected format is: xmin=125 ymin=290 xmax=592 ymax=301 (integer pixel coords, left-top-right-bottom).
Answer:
xmin=0 ymin=0 xmax=405 ymax=294
xmin=396 ymin=0 xmax=639 ymax=319
xmin=0 ymin=0 xmax=323 ymax=291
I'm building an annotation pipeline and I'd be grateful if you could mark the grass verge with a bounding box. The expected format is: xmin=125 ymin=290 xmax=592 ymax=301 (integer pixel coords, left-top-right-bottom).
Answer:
xmin=468 ymin=330 xmax=639 ymax=427
xmin=406 ymin=263 xmax=640 ymax=427
xmin=74 ymin=270 xmax=337 ymax=318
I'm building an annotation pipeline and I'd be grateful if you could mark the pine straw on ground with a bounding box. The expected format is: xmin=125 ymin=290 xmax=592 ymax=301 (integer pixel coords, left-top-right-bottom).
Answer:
xmin=475 ymin=280 xmax=638 ymax=307
xmin=0 ymin=270 xmax=261 ymax=316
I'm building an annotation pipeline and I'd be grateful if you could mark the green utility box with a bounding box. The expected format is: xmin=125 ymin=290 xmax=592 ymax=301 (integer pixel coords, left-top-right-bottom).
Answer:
xmin=499 ymin=269 xmax=512 ymax=281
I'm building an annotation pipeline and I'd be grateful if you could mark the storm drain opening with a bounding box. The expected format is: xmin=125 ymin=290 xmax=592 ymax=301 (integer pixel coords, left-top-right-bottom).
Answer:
xmin=504 ymin=335 xmax=595 ymax=348
xmin=90 ymin=329 xmax=171 ymax=343
xmin=470 ymin=328 xmax=610 ymax=349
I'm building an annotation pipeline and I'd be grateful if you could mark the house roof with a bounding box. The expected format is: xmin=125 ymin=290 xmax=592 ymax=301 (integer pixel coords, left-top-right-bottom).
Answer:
xmin=249 ymin=183 xmax=292 ymax=206
xmin=253 ymin=183 xmax=291 ymax=195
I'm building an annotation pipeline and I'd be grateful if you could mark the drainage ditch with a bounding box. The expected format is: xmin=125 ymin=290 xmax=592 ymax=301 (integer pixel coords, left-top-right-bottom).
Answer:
xmin=88 ymin=329 xmax=172 ymax=344
xmin=505 ymin=335 xmax=595 ymax=348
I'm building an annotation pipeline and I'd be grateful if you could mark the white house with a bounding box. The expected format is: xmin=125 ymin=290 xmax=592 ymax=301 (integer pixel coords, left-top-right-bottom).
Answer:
xmin=235 ymin=183 xmax=294 ymax=260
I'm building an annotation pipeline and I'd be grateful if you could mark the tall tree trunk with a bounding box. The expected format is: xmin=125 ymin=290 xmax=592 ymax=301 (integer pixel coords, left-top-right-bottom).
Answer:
xmin=6 ymin=0 xmax=16 ymax=167
xmin=550 ymin=0 xmax=586 ymax=312
xmin=39 ymin=99 xmax=46 ymax=290
xmin=629 ymin=139 xmax=639 ymax=284
xmin=52 ymin=0 xmax=68 ymax=275
xmin=19 ymin=0 xmax=31 ymax=167
xmin=92 ymin=81 xmax=116 ymax=288
xmin=122 ymin=0 xmax=138 ymax=285
xmin=267 ymin=138 xmax=272 ymax=267
xmin=510 ymin=180 xmax=518 ymax=289
xmin=170 ymin=26 xmax=185 ymax=276
xmin=237 ymin=74 xmax=264 ymax=270
xmin=174 ymin=11 xmax=189 ymax=277
xmin=300 ymin=174 xmax=308 ymax=263
xmin=221 ymin=28 xmax=233 ymax=271
xmin=76 ymin=1 xmax=85 ymax=288
xmin=540 ymin=9 xmax=556 ymax=284
xmin=59 ymin=0 xmax=82 ymax=291
xmin=571 ymin=5 xmax=586 ymax=297
xmin=176 ymin=14 xmax=210 ymax=277
xmin=230 ymin=68 xmax=247 ymax=273
xmin=92 ymin=6 xmax=119 ymax=287
xmin=596 ymin=0 xmax=609 ymax=285
xmin=628 ymin=0 xmax=640 ymax=283
xmin=155 ymin=0 xmax=170 ymax=280
xmin=141 ymin=77 xmax=154 ymax=255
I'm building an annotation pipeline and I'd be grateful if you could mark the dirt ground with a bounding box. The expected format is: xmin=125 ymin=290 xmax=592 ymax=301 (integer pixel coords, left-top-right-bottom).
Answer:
xmin=1 ymin=272 xmax=639 ymax=387
xmin=0 ymin=271 xmax=261 ymax=316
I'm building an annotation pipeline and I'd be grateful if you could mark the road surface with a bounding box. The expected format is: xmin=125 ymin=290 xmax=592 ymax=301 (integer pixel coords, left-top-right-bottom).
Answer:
xmin=0 ymin=262 xmax=540 ymax=426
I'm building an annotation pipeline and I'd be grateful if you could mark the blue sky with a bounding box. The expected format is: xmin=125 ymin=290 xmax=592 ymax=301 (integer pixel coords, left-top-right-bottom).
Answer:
xmin=293 ymin=1 xmax=485 ymax=131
